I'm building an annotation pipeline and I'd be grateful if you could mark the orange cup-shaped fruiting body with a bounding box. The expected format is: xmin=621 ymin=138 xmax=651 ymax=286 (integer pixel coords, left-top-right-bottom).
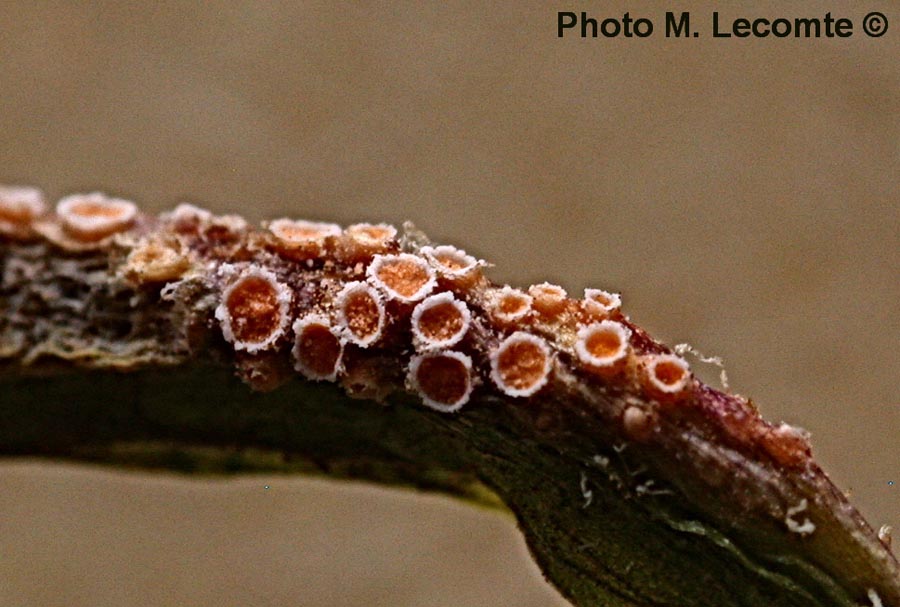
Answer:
xmin=57 ymin=192 xmax=138 ymax=242
xmin=489 ymin=286 xmax=533 ymax=325
xmin=641 ymin=353 xmax=692 ymax=400
xmin=292 ymin=315 xmax=345 ymax=381
xmin=268 ymin=218 xmax=341 ymax=260
xmin=0 ymin=185 xmax=46 ymax=238
xmin=420 ymin=245 xmax=482 ymax=285
xmin=367 ymin=253 xmax=436 ymax=303
xmin=215 ymin=266 xmax=292 ymax=353
xmin=121 ymin=238 xmax=191 ymax=284
xmin=411 ymin=292 xmax=471 ymax=350
xmin=336 ymin=222 xmax=398 ymax=263
xmin=490 ymin=332 xmax=552 ymax=398
xmin=335 ymin=281 xmax=386 ymax=347
xmin=528 ymin=282 xmax=569 ymax=319
xmin=575 ymin=320 xmax=632 ymax=373
xmin=582 ymin=288 xmax=622 ymax=319
xmin=408 ymin=350 xmax=474 ymax=412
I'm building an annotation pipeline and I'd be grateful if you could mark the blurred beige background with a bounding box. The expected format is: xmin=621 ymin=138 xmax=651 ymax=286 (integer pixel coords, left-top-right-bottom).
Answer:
xmin=0 ymin=1 xmax=897 ymax=605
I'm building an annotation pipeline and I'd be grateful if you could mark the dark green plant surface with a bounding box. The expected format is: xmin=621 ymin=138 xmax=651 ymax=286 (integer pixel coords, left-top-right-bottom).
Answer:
xmin=1 ymin=221 xmax=897 ymax=607
xmin=1 ymin=364 xmax=896 ymax=607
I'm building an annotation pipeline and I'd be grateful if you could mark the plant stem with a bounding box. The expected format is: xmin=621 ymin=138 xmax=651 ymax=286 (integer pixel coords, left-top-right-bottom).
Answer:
xmin=1 ymin=201 xmax=897 ymax=607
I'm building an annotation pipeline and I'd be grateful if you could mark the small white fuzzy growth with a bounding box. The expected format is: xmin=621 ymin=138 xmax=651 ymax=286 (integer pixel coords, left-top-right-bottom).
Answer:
xmin=490 ymin=331 xmax=552 ymax=398
xmin=408 ymin=350 xmax=473 ymax=413
xmin=410 ymin=291 xmax=471 ymax=350
xmin=291 ymin=314 xmax=345 ymax=381
xmin=0 ymin=185 xmax=46 ymax=223
xmin=367 ymin=253 xmax=437 ymax=303
xmin=674 ymin=342 xmax=730 ymax=390
xmin=420 ymin=245 xmax=480 ymax=277
xmin=867 ymin=588 xmax=883 ymax=607
xmin=644 ymin=353 xmax=691 ymax=394
xmin=784 ymin=499 xmax=816 ymax=536
xmin=56 ymin=192 xmax=138 ymax=241
xmin=583 ymin=288 xmax=621 ymax=315
xmin=580 ymin=471 xmax=593 ymax=508
xmin=877 ymin=525 xmax=892 ymax=548
xmin=335 ymin=281 xmax=386 ymax=347
xmin=575 ymin=320 xmax=632 ymax=368
xmin=214 ymin=265 xmax=292 ymax=353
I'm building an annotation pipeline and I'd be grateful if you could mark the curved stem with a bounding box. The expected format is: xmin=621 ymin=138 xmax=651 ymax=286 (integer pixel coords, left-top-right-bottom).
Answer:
xmin=1 ymin=204 xmax=897 ymax=607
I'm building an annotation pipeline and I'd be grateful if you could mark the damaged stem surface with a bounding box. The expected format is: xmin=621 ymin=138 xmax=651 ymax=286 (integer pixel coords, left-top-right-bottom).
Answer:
xmin=1 ymin=189 xmax=897 ymax=607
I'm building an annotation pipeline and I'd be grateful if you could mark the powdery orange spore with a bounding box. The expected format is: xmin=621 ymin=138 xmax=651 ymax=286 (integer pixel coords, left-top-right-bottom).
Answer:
xmin=367 ymin=253 xmax=436 ymax=302
xmin=575 ymin=320 xmax=631 ymax=369
xmin=215 ymin=266 xmax=292 ymax=353
xmin=411 ymin=292 xmax=470 ymax=350
xmin=529 ymin=282 xmax=568 ymax=318
xmin=409 ymin=351 xmax=473 ymax=412
xmin=490 ymin=332 xmax=552 ymax=397
xmin=292 ymin=315 xmax=345 ymax=381
xmin=56 ymin=192 xmax=138 ymax=242
xmin=0 ymin=186 xmax=46 ymax=235
xmin=336 ymin=281 xmax=385 ymax=347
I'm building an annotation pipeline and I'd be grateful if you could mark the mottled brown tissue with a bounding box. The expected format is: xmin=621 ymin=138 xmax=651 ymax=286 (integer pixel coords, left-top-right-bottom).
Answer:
xmin=0 ymin=1 xmax=896 ymax=606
